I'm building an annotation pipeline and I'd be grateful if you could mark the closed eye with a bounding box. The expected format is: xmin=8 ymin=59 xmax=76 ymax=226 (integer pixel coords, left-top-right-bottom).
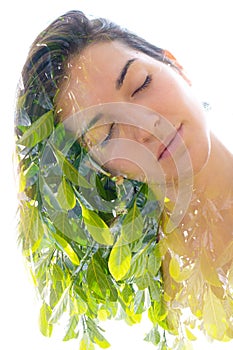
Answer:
xmin=101 ymin=122 xmax=116 ymax=145
xmin=131 ymin=74 xmax=152 ymax=97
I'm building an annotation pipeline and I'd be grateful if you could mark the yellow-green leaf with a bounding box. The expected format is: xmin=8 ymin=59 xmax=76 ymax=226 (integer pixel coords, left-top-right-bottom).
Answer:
xmin=39 ymin=303 xmax=53 ymax=337
xmin=19 ymin=202 xmax=44 ymax=255
xmin=97 ymin=307 xmax=110 ymax=321
xmin=169 ymin=256 xmax=194 ymax=283
xmin=17 ymin=110 xmax=53 ymax=148
xmin=57 ymin=177 xmax=76 ymax=210
xmin=124 ymin=250 xmax=147 ymax=279
xmin=53 ymin=232 xmax=80 ymax=265
xmin=82 ymin=206 xmax=114 ymax=246
xmin=108 ymin=238 xmax=131 ymax=281
xmin=80 ymin=335 xmax=95 ymax=350
xmin=18 ymin=170 xmax=26 ymax=192
xmin=169 ymin=257 xmax=180 ymax=281
xmin=72 ymin=297 xmax=88 ymax=316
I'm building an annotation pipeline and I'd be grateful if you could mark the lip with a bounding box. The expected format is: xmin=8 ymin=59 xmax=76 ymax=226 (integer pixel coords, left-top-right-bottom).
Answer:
xmin=157 ymin=124 xmax=183 ymax=161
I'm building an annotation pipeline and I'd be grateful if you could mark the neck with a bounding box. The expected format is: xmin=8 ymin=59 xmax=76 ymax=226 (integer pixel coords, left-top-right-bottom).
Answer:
xmin=162 ymin=132 xmax=233 ymax=234
xmin=193 ymin=132 xmax=233 ymax=204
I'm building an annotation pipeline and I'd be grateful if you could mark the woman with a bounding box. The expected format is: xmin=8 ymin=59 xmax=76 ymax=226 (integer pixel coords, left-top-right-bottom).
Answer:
xmin=15 ymin=10 xmax=233 ymax=348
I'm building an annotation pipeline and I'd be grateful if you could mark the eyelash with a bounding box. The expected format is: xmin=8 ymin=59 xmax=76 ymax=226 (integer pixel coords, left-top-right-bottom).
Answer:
xmin=101 ymin=75 xmax=152 ymax=145
xmin=131 ymin=74 xmax=152 ymax=97
xmin=101 ymin=123 xmax=115 ymax=145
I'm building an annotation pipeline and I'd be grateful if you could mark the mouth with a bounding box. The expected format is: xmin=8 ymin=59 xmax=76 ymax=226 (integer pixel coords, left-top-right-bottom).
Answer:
xmin=157 ymin=124 xmax=183 ymax=161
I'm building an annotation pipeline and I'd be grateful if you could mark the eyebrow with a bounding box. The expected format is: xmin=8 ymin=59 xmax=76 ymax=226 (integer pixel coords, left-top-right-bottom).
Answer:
xmin=116 ymin=58 xmax=137 ymax=90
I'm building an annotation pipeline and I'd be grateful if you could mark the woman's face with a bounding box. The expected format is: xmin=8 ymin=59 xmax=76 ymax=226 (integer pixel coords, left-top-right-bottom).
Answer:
xmin=57 ymin=40 xmax=210 ymax=184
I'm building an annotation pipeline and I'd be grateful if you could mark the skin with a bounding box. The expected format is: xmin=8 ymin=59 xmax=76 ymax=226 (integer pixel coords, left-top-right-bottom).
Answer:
xmin=57 ymin=41 xmax=210 ymax=184
xmin=56 ymin=40 xmax=233 ymax=255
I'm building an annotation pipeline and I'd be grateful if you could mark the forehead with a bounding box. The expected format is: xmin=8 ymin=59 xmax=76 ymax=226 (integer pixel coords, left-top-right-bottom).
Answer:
xmin=57 ymin=41 xmax=158 ymax=115
xmin=74 ymin=40 xmax=138 ymax=69
xmin=70 ymin=40 xmax=143 ymax=81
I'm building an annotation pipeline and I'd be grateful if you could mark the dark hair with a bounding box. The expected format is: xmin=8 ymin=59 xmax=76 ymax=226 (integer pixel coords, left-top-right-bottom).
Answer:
xmin=16 ymin=10 xmax=176 ymax=127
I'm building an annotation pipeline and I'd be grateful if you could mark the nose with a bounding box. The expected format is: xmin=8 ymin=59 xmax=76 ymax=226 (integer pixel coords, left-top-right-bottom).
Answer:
xmin=118 ymin=122 xmax=158 ymax=144
xmin=133 ymin=126 xmax=153 ymax=143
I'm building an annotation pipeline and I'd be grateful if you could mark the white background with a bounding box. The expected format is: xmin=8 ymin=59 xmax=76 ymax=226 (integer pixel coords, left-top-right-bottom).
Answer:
xmin=1 ymin=0 xmax=233 ymax=349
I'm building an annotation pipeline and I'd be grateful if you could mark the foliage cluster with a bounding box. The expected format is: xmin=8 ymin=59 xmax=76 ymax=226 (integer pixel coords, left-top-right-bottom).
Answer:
xmin=15 ymin=108 xmax=233 ymax=349
xmin=16 ymin=109 xmax=170 ymax=349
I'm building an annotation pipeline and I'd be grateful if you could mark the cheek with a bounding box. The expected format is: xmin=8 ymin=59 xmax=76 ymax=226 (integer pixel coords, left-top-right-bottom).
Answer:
xmin=145 ymin=77 xmax=191 ymax=118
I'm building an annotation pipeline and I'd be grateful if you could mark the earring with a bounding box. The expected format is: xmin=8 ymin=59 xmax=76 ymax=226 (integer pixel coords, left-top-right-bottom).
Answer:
xmin=202 ymin=101 xmax=211 ymax=111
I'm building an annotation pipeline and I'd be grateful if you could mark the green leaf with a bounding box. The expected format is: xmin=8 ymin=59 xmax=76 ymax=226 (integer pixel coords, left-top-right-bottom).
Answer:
xmin=39 ymin=175 xmax=61 ymax=210
xmin=121 ymin=284 xmax=133 ymax=305
xmin=18 ymin=169 xmax=27 ymax=193
xmin=57 ymin=177 xmax=76 ymax=210
xmin=49 ymin=282 xmax=64 ymax=309
xmin=82 ymin=206 xmax=114 ymax=246
xmin=52 ymin=264 xmax=64 ymax=281
xmin=86 ymin=318 xmax=111 ymax=348
xmin=125 ymin=307 xmax=142 ymax=325
xmin=51 ymin=211 xmax=88 ymax=245
xmin=87 ymin=252 xmax=118 ymax=302
xmin=121 ymin=202 xmax=143 ymax=243
xmin=136 ymin=271 xmax=151 ymax=290
xmin=108 ymin=238 xmax=131 ymax=281
xmin=53 ymin=232 xmax=80 ymax=265
xmin=24 ymin=162 xmax=39 ymax=187
xmin=19 ymin=202 xmax=44 ymax=255
xmin=150 ymin=299 xmax=168 ymax=324
xmin=71 ymin=295 xmax=88 ymax=316
xmin=17 ymin=110 xmax=53 ymax=147
xmin=52 ymin=146 xmax=92 ymax=188
xmin=73 ymin=284 xmax=88 ymax=303
xmin=80 ymin=334 xmax=95 ymax=350
xmin=49 ymin=285 xmax=70 ymax=324
xmin=123 ymin=250 xmax=147 ymax=279
xmin=63 ymin=316 xmax=79 ymax=341
xmin=134 ymin=290 xmax=145 ymax=314
xmin=149 ymin=278 xmax=161 ymax=302
xmin=39 ymin=303 xmax=53 ymax=337
xmin=144 ymin=327 xmax=161 ymax=345
xmin=147 ymin=246 xmax=161 ymax=276
xmin=203 ymin=286 xmax=227 ymax=340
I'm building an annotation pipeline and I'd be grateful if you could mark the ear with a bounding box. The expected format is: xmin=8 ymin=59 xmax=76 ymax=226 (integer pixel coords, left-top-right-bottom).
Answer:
xmin=164 ymin=50 xmax=192 ymax=86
